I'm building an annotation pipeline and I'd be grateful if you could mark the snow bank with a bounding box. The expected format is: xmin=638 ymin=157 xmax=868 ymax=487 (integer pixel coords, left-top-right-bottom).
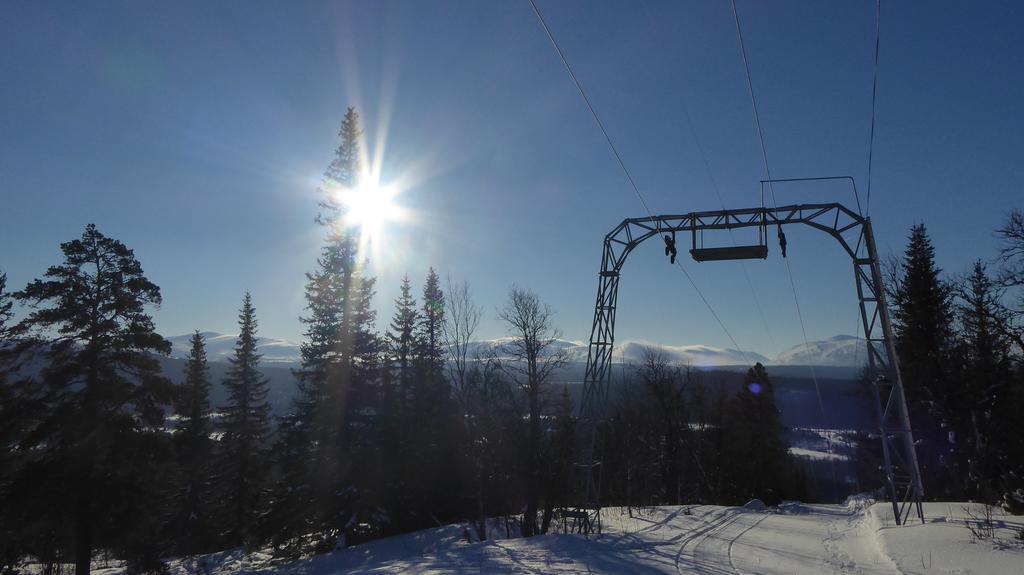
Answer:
xmin=867 ymin=501 xmax=1024 ymax=574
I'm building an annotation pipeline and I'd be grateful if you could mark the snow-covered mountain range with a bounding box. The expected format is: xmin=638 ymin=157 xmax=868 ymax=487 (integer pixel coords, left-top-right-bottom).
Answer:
xmin=773 ymin=334 xmax=867 ymax=366
xmin=166 ymin=332 xmax=303 ymax=365
xmin=168 ymin=332 xmax=868 ymax=368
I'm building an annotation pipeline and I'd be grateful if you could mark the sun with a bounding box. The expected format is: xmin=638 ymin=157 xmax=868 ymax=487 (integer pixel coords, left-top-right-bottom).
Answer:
xmin=341 ymin=183 xmax=399 ymax=230
xmin=333 ymin=176 xmax=406 ymax=254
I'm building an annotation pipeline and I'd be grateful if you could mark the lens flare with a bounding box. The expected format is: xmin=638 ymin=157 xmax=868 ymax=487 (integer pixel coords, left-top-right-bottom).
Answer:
xmin=331 ymin=171 xmax=409 ymax=262
xmin=339 ymin=183 xmax=400 ymax=234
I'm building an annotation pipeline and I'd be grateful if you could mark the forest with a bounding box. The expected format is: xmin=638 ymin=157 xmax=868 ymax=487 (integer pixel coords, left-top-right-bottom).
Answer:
xmin=1 ymin=108 xmax=1023 ymax=575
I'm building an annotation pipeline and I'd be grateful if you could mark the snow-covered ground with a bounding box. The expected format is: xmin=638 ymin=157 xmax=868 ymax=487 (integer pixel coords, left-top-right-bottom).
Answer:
xmin=788 ymin=427 xmax=857 ymax=462
xmin=85 ymin=499 xmax=1022 ymax=575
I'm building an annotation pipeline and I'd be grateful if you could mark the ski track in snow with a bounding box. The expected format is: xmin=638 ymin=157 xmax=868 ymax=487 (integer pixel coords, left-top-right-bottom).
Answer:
xmin=81 ymin=501 xmax=1023 ymax=575
xmin=673 ymin=508 xmax=744 ymax=574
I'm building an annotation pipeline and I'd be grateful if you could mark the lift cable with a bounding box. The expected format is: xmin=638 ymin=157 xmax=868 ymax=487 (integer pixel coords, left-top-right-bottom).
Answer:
xmin=637 ymin=0 xmax=781 ymax=358
xmin=865 ymin=0 xmax=882 ymax=216
xmin=730 ymin=0 xmax=776 ymax=212
xmin=527 ymin=0 xmax=651 ymax=216
xmin=528 ymin=0 xmax=755 ymax=365
xmin=680 ymin=90 xmax=780 ymax=358
xmin=730 ymin=0 xmax=840 ymax=492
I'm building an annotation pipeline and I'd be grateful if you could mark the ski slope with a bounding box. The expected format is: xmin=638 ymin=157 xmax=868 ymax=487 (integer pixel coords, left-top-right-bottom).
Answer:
xmin=101 ymin=499 xmax=1022 ymax=575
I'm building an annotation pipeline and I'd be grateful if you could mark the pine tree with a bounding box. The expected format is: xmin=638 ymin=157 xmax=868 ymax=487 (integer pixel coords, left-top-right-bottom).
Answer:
xmin=170 ymin=331 xmax=215 ymax=553
xmin=11 ymin=225 xmax=173 ymax=575
xmin=216 ymin=292 xmax=272 ymax=547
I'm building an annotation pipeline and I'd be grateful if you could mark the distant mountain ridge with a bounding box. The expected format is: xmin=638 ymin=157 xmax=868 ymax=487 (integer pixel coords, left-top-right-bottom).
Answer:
xmin=773 ymin=334 xmax=868 ymax=367
xmin=169 ymin=332 xmax=868 ymax=368
xmin=166 ymin=332 xmax=302 ymax=365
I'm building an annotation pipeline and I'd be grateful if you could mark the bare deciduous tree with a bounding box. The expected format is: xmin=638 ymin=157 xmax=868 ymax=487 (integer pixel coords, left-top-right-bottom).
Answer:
xmin=442 ymin=277 xmax=482 ymax=397
xmin=496 ymin=286 xmax=569 ymax=536
xmin=440 ymin=278 xmax=487 ymax=540
xmin=996 ymin=209 xmax=1024 ymax=281
xmin=996 ymin=209 xmax=1024 ymax=350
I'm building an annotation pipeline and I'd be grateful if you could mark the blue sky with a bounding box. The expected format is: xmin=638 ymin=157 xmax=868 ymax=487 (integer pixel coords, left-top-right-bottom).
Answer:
xmin=1 ymin=1 xmax=1021 ymax=357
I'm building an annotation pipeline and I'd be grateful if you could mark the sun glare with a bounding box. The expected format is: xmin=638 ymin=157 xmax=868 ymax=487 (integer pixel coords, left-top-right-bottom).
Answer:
xmin=343 ymin=183 xmax=399 ymax=229
xmin=334 ymin=176 xmax=406 ymax=255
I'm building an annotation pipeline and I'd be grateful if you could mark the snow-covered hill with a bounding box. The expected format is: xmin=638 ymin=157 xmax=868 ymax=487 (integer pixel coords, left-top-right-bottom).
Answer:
xmin=471 ymin=334 xmax=867 ymax=368
xmin=773 ymin=334 xmax=868 ymax=367
xmin=84 ymin=499 xmax=1023 ymax=574
xmin=166 ymin=332 xmax=866 ymax=368
xmin=615 ymin=341 xmax=769 ymax=366
xmin=465 ymin=338 xmax=768 ymax=366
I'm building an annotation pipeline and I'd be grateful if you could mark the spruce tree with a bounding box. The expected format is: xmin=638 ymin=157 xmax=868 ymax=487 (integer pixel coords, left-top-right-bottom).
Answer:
xmin=722 ymin=363 xmax=787 ymax=505
xmin=318 ymin=107 xmax=363 ymax=226
xmin=891 ymin=224 xmax=955 ymax=412
xmin=318 ymin=107 xmax=385 ymax=541
xmin=268 ymin=106 xmax=384 ymax=548
xmin=170 ymin=331 xmax=215 ymax=553
xmin=12 ymin=225 xmax=173 ymax=575
xmin=381 ymin=275 xmax=420 ymax=530
xmin=264 ymin=404 xmax=313 ymax=554
xmin=216 ymin=292 xmax=271 ymax=547
xmin=336 ymin=243 xmax=383 ymax=536
xmin=267 ymin=237 xmax=348 ymax=547
xmin=401 ymin=269 xmax=458 ymax=530
xmin=387 ymin=275 xmax=420 ymax=393
xmin=286 ymin=241 xmax=346 ymax=542
xmin=957 ymin=261 xmax=1013 ymax=501
xmin=889 ymin=223 xmax=958 ymax=497
xmin=417 ymin=267 xmax=445 ymax=375
xmin=0 ymin=271 xmax=22 ymax=572
xmin=0 ymin=270 xmax=14 ymax=444
xmin=0 ymin=271 xmax=11 ymax=340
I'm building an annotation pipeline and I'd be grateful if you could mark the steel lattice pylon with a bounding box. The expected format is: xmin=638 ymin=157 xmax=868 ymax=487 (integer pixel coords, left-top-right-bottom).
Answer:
xmin=566 ymin=202 xmax=924 ymax=535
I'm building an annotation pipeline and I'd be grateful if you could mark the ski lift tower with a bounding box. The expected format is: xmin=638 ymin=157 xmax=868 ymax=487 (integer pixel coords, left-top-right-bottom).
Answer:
xmin=566 ymin=200 xmax=924 ymax=535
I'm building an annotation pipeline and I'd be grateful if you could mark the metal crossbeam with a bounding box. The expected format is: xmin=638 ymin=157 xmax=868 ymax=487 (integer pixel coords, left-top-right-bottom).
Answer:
xmin=567 ymin=202 xmax=924 ymax=535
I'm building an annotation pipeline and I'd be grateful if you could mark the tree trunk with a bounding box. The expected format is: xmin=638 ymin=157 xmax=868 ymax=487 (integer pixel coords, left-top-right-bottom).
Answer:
xmin=540 ymin=501 xmax=553 ymax=534
xmin=476 ymin=470 xmax=487 ymax=541
xmin=74 ymin=490 xmax=92 ymax=575
xmin=523 ymin=381 xmax=540 ymax=537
